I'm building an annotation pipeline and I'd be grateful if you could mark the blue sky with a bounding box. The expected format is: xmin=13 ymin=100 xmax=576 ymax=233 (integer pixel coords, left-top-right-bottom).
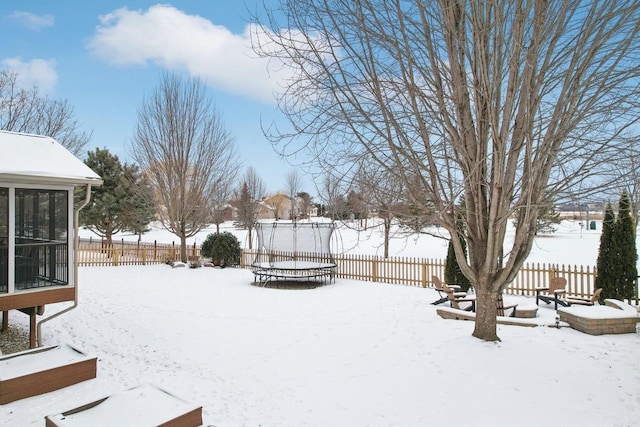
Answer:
xmin=0 ymin=0 xmax=314 ymax=195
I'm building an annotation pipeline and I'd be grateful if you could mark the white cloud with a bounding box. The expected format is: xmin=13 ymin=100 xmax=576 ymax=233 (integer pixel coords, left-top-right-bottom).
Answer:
xmin=1 ymin=57 xmax=58 ymax=93
xmin=86 ymin=4 xmax=292 ymax=104
xmin=9 ymin=11 xmax=55 ymax=30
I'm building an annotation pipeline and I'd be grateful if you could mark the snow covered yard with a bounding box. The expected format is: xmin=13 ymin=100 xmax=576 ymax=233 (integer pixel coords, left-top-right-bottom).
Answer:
xmin=3 ymin=265 xmax=640 ymax=426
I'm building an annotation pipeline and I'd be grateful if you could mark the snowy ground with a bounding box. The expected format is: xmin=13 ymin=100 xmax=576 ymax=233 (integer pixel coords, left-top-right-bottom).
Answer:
xmin=2 ymin=220 xmax=639 ymax=426
xmin=3 ymin=266 xmax=640 ymax=426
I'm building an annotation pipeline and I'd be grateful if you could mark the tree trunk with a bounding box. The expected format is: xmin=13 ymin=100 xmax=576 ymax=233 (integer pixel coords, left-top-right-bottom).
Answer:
xmin=216 ymin=223 xmax=220 ymax=233
xmin=383 ymin=218 xmax=390 ymax=258
xmin=180 ymin=234 xmax=187 ymax=263
xmin=473 ymin=286 xmax=499 ymax=341
xmin=247 ymin=225 xmax=253 ymax=249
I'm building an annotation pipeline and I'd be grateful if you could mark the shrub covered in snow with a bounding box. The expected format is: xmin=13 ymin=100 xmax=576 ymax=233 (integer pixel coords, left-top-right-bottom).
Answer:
xmin=200 ymin=232 xmax=241 ymax=267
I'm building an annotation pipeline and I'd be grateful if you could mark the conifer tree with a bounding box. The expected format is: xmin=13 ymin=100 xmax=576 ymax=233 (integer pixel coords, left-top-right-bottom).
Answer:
xmin=613 ymin=192 xmax=638 ymax=301
xmin=81 ymin=148 xmax=129 ymax=246
xmin=445 ymin=214 xmax=471 ymax=292
xmin=81 ymin=149 xmax=156 ymax=245
xmin=595 ymin=203 xmax=615 ymax=301
xmin=235 ymin=182 xmax=253 ymax=230
xmin=121 ymin=164 xmax=156 ymax=242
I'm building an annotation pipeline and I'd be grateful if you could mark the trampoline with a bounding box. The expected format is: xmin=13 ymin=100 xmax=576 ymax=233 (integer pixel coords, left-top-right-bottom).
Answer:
xmin=251 ymin=222 xmax=337 ymax=287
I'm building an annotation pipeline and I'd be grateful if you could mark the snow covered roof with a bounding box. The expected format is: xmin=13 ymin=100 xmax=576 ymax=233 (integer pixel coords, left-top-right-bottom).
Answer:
xmin=0 ymin=131 xmax=102 ymax=186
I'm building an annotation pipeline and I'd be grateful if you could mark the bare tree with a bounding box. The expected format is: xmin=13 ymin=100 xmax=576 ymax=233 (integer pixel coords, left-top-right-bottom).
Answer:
xmin=0 ymin=70 xmax=90 ymax=155
xmin=132 ymin=73 xmax=240 ymax=262
xmin=322 ymin=174 xmax=346 ymax=222
xmin=354 ymin=164 xmax=405 ymax=258
xmin=254 ymin=0 xmax=640 ymax=341
xmin=236 ymin=166 xmax=266 ymax=248
xmin=286 ymin=169 xmax=302 ymax=219
xmin=611 ymin=140 xmax=640 ymax=232
xmin=297 ymin=191 xmax=312 ymax=218
xmin=210 ymin=166 xmax=238 ymax=234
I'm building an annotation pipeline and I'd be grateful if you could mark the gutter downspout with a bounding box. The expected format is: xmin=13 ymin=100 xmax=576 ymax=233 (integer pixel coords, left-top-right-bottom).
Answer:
xmin=36 ymin=184 xmax=92 ymax=346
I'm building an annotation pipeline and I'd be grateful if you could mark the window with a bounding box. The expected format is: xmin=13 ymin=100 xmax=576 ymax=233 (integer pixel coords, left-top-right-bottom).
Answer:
xmin=15 ymin=189 xmax=68 ymax=290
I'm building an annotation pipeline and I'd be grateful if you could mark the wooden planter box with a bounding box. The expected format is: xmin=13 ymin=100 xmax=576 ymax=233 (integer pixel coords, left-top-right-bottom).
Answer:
xmin=45 ymin=384 xmax=203 ymax=427
xmin=0 ymin=344 xmax=96 ymax=404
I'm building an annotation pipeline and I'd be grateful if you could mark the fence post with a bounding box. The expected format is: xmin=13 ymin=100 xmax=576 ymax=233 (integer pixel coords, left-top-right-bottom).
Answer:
xmin=142 ymin=249 xmax=147 ymax=265
xmin=421 ymin=263 xmax=427 ymax=288
xmin=372 ymin=258 xmax=378 ymax=282
xmin=113 ymin=249 xmax=119 ymax=266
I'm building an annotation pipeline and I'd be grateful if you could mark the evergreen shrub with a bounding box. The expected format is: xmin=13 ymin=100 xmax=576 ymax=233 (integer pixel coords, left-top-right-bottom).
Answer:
xmin=201 ymin=232 xmax=242 ymax=267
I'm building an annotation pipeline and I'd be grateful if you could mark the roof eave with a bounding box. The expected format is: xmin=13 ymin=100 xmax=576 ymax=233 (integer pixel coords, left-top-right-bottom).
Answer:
xmin=0 ymin=173 xmax=104 ymax=187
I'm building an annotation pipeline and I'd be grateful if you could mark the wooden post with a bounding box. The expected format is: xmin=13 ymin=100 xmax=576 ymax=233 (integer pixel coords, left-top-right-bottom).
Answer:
xmin=29 ymin=308 xmax=36 ymax=349
xmin=142 ymin=249 xmax=147 ymax=265
xmin=113 ymin=249 xmax=119 ymax=266
xmin=372 ymin=258 xmax=378 ymax=282
xmin=2 ymin=310 xmax=8 ymax=331
xmin=421 ymin=263 xmax=427 ymax=288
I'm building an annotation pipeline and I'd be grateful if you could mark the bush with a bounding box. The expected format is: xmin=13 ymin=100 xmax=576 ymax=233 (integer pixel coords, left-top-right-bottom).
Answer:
xmin=200 ymin=232 xmax=242 ymax=267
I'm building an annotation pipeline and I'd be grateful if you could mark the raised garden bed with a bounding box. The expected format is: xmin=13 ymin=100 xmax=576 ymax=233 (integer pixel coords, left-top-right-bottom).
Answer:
xmin=0 ymin=344 xmax=96 ymax=404
xmin=557 ymin=299 xmax=640 ymax=335
xmin=45 ymin=384 xmax=203 ymax=427
xmin=514 ymin=304 xmax=538 ymax=318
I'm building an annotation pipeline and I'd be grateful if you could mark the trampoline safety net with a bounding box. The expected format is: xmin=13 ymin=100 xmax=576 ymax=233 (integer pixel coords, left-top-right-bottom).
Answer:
xmin=251 ymin=222 xmax=337 ymax=286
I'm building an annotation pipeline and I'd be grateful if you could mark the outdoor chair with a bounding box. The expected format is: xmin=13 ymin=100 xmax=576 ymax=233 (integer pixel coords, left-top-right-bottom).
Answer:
xmin=431 ymin=275 xmax=466 ymax=305
xmin=535 ymin=277 xmax=569 ymax=310
xmin=565 ymin=288 xmax=602 ymax=306
xmin=444 ymin=283 xmax=476 ymax=311
xmin=496 ymin=293 xmax=518 ymax=317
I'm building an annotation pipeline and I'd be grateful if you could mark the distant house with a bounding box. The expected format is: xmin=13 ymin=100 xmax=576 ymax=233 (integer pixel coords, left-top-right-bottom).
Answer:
xmin=257 ymin=193 xmax=319 ymax=220
xmin=258 ymin=193 xmax=318 ymax=220
xmin=259 ymin=193 xmax=294 ymax=220
xmin=211 ymin=203 xmax=237 ymax=224
xmin=0 ymin=131 xmax=102 ymax=347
